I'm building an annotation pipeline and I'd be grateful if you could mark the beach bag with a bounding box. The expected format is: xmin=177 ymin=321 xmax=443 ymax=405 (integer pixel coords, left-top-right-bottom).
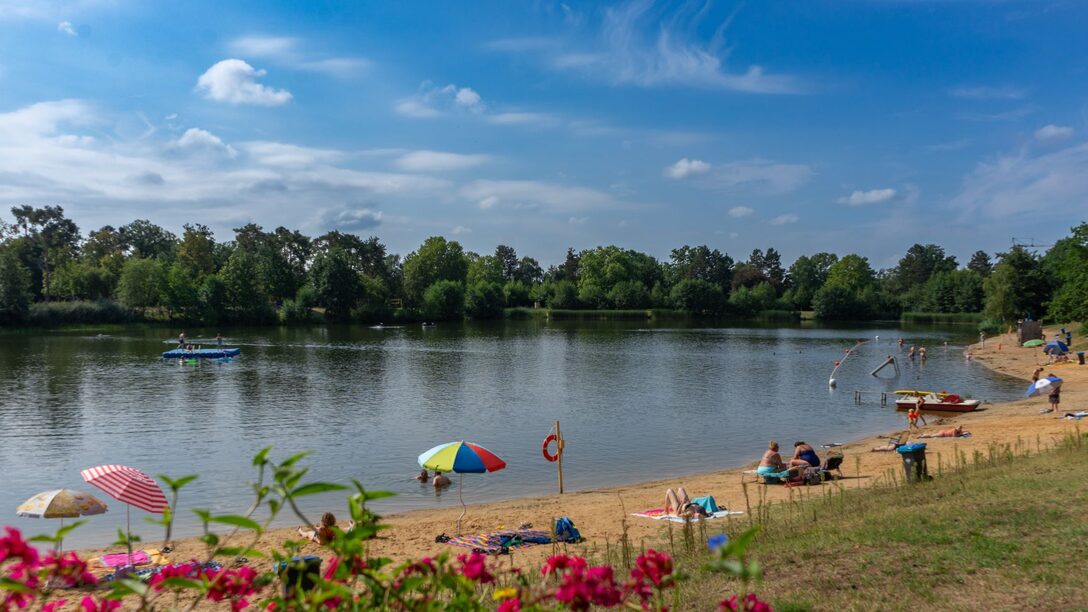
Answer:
xmin=554 ymin=517 xmax=581 ymax=543
xmin=803 ymin=467 xmax=822 ymax=486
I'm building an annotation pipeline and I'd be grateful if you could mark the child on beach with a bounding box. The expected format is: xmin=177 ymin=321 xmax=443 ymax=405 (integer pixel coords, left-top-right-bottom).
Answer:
xmin=907 ymin=404 xmax=927 ymax=431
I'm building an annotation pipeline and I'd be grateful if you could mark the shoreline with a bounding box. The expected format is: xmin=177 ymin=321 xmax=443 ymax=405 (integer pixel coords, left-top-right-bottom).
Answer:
xmin=73 ymin=328 xmax=1084 ymax=571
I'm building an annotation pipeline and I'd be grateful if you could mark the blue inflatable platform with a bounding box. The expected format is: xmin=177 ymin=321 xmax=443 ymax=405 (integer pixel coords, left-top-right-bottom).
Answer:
xmin=162 ymin=348 xmax=241 ymax=359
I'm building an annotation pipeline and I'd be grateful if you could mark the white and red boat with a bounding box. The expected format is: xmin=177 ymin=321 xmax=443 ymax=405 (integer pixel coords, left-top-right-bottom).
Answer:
xmin=894 ymin=390 xmax=981 ymax=413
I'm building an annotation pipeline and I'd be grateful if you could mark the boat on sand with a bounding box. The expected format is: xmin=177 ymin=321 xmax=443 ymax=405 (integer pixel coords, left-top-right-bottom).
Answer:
xmin=894 ymin=390 xmax=981 ymax=413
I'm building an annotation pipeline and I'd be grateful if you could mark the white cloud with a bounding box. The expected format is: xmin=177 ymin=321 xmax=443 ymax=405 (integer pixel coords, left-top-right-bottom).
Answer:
xmin=568 ymin=216 xmax=588 ymax=225
xmin=728 ymin=206 xmax=753 ymax=218
xmin=478 ymin=196 xmax=499 ymax=210
xmin=241 ymin=141 xmax=344 ymax=167
xmin=926 ymin=138 xmax=972 ymax=152
xmin=451 ymin=225 xmax=472 ymax=235
xmin=837 ymin=188 xmax=896 ymax=206
xmin=316 ymin=207 xmax=383 ymax=232
xmin=702 ymin=159 xmax=813 ymax=195
xmin=959 ymin=107 xmax=1035 ymax=122
xmin=394 ymin=150 xmax=489 ymax=172
xmin=485 ymin=112 xmax=557 ymax=126
xmin=196 ymin=59 xmax=292 ymax=106
xmin=57 ymin=20 xmax=75 ymax=35
xmin=228 ymin=36 xmax=368 ymax=76
xmin=395 ymin=82 xmax=484 ymax=118
xmin=497 ymin=1 xmax=801 ymax=93
xmin=173 ymin=127 xmax=237 ymax=158
xmin=949 ymin=85 xmax=1026 ymax=100
xmin=0 ymin=99 xmax=94 ymax=138
xmin=768 ymin=214 xmax=799 ymax=225
xmin=664 ymin=157 xmax=711 ymax=179
xmin=1034 ymin=124 xmax=1074 ymax=142
xmin=950 ymin=142 xmax=1088 ymax=218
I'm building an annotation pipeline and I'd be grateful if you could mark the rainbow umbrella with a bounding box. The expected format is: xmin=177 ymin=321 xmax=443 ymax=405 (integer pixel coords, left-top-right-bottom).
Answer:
xmin=418 ymin=441 xmax=506 ymax=533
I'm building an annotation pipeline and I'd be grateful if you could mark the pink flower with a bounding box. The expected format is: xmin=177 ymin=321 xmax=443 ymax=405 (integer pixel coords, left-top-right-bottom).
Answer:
xmin=497 ymin=598 xmax=522 ymax=612
xmin=1 ymin=528 xmax=42 ymax=609
xmin=457 ymin=552 xmax=494 ymax=584
xmin=81 ymin=596 xmax=122 ymax=612
xmin=205 ymin=566 xmax=260 ymax=611
xmin=632 ymin=549 xmax=673 ymax=588
xmin=42 ymin=551 xmax=98 ymax=588
xmin=720 ymin=593 xmax=772 ymax=612
xmin=540 ymin=554 xmax=588 ymax=577
xmin=553 ymin=564 xmax=623 ymax=610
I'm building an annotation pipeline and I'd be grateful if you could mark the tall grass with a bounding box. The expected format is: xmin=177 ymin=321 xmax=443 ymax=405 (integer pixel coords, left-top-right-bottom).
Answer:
xmin=27 ymin=300 xmax=140 ymax=326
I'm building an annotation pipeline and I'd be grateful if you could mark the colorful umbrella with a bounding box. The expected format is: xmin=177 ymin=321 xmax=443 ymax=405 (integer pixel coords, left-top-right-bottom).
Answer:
xmin=81 ymin=465 xmax=169 ymax=564
xmin=1044 ymin=341 xmax=1069 ymax=355
xmin=17 ymin=489 xmax=108 ymax=552
xmin=1026 ymin=375 xmax=1062 ymax=397
xmin=418 ymin=441 xmax=506 ymax=533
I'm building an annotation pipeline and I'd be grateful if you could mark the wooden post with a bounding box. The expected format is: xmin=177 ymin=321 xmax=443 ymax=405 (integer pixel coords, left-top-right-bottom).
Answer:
xmin=555 ymin=420 xmax=565 ymax=494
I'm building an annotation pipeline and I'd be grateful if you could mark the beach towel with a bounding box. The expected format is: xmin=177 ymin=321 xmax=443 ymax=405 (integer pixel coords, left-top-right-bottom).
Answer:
xmin=100 ymin=550 xmax=151 ymax=567
xmin=632 ymin=508 xmax=743 ymax=523
xmin=691 ymin=496 xmax=719 ymax=513
xmin=445 ymin=530 xmax=554 ymax=554
xmin=102 ymin=560 xmax=222 ymax=583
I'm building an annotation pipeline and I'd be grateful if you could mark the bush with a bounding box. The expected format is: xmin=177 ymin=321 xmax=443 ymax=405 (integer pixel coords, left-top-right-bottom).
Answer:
xmin=503 ymin=280 xmax=531 ymax=307
xmin=577 ymin=283 xmax=608 ymax=309
xmin=670 ymin=278 xmax=724 ymax=314
xmin=27 ymin=300 xmax=137 ymax=326
xmin=548 ymin=280 xmax=578 ymax=309
xmin=423 ymin=280 xmax=465 ymax=320
xmin=607 ymin=280 xmax=650 ymax=309
xmin=280 ymin=299 xmax=318 ymax=325
xmin=465 ymin=281 xmax=504 ymax=319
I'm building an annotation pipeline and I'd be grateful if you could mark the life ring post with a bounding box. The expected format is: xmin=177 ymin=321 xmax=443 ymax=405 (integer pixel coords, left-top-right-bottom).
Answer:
xmin=555 ymin=420 xmax=565 ymax=494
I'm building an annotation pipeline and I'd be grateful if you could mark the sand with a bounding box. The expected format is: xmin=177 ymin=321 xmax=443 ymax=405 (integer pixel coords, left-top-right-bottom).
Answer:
xmin=77 ymin=328 xmax=1086 ymax=574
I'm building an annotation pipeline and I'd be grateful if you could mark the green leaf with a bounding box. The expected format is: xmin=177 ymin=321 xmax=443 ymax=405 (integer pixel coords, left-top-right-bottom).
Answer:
xmin=154 ymin=577 xmax=204 ymax=590
xmin=209 ymin=514 xmax=262 ymax=532
xmin=114 ymin=578 xmax=150 ymax=597
xmin=159 ymin=474 xmax=198 ymax=491
xmin=200 ymin=533 xmax=220 ymax=547
xmin=362 ymin=489 xmax=396 ymax=501
xmin=252 ymin=446 xmax=272 ymax=466
xmin=291 ymin=482 xmax=348 ymax=498
xmin=214 ymin=546 xmax=265 ymax=558
xmin=192 ymin=508 xmax=212 ymax=523
xmin=0 ymin=577 xmax=34 ymax=593
xmin=279 ymin=451 xmax=312 ymax=468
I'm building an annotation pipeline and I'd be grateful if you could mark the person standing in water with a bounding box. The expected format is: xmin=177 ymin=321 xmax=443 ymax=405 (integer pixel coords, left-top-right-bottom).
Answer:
xmin=178 ymin=330 xmax=186 ymax=347
xmin=216 ymin=333 xmax=224 ymax=349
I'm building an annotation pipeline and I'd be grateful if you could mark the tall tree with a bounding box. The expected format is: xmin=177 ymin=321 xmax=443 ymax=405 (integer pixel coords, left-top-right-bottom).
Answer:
xmin=9 ymin=205 xmax=80 ymax=300
xmin=494 ymin=245 xmax=519 ymax=280
xmin=0 ymin=247 xmax=32 ymax=323
xmin=175 ymin=223 xmax=216 ymax=279
xmin=668 ymin=245 xmax=733 ymax=289
xmin=402 ymin=236 xmax=468 ymax=304
xmin=119 ymin=219 xmax=177 ymax=260
xmin=787 ymin=252 xmax=837 ymax=310
xmin=967 ymin=250 xmax=992 ymax=277
xmin=983 ymin=246 xmax=1051 ymax=323
xmin=892 ymin=244 xmax=957 ymax=290
xmin=310 ymin=248 xmax=364 ymax=321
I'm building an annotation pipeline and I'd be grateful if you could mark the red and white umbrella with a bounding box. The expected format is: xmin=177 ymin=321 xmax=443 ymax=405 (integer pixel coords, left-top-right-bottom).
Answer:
xmin=81 ymin=465 xmax=169 ymax=565
xmin=80 ymin=465 xmax=168 ymax=513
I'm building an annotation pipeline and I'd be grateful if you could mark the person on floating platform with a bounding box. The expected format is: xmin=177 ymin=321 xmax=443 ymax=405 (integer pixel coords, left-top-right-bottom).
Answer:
xmin=216 ymin=333 xmax=224 ymax=349
xmin=178 ymin=330 xmax=186 ymax=347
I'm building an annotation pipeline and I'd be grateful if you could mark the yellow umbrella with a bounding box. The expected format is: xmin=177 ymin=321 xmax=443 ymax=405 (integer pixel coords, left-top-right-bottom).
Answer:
xmin=17 ymin=489 xmax=108 ymax=552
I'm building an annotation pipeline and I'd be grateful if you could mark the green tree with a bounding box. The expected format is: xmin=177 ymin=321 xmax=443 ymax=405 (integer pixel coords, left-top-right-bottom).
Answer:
xmin=577 ymin=282 xmax=608 ymax=309
xmin=221 ymin=249 xmax=274 ymax=323
xmin=0 ymin=247 xmax=32 ymax=323
xmin=164 ymin=262 xmax=201 ymax=320
xmin=310 ymin=248 xmax=363 ymax=321
xmin=402 ymin=237 xmax=468 ymax=305
xmin=503 ymin=280 xmax=531 ymax=307
xmin=825 ymin=254 xmax=876 ymax=292
xmin=813 ymin=283 xmax=868 ymax=320
xmin=116 ymin=257 xmax=166 ymax=309
xmin=890 ymin=244 xmax=957 ymax=295
xmin=607 ymin=280 xmax=650 ymax=309
xmin=422 ymin=280 xmax=465 ymax=320
xmin=967 ymin=250 xmax=993 ymax=277
xmin=10 ymin=205 xmax=80 ymax=300
xmin=670 ymin=278 xmax=724 ymax=314
xmin=51 ymin=261 xmax=115 ymax=301
xmin=175 ymin=223 xmax=216 ymax=279
xmin=983 ymin=246 xmax=1051 ymax=323
xmin=547 ymin=280 xmax=578 ymax=309
xmin=467 ymin=254 xmax=503 ymax=286
xmin=786 ymin=252 xmax=837 ymax=310
xmin=199 ymin=274 xmax=228 ymax=325
xmin=120 ymin=219 xmax=177 ymax=260
xmin=494 ymin=245 xmax=518 ymax=280
xmin=514 ymin=256 xmax=543 ymax=285
xmin=577 ymin=246 xmax=660 ymax=297
xmin=465 ymin=281 xmax=505 ymax=319
xmin=1043 ymin=224 xmax=1088 ymax=325
xmin=667 ymin=245 xmax=733 ymax=290
xmin=729 ymin=281 xmax=776 ymax=315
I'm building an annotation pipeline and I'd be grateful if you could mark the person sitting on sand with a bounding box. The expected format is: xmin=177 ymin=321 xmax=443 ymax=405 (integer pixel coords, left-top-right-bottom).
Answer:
xmin=756 ymin=440 xmax=801 ymax=481
xmin=665 ymin=487 xmax=710 ymax=518
xmin=298 ymin=512 xmax=339 ymax=545
xmin=918 ymin=425 xmax=968 ymax=438
xmin=788 ymin=441 xmax=821 ymax=468
xmin=415 ymin=469 xmax=430 ymax=482
xmin=432 ymin=471 xmax=451 ymax=487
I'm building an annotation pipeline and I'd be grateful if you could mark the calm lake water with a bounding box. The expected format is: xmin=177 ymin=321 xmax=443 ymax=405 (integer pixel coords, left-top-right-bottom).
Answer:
xmin=0 ymin=320 xmax=1025 ymax=548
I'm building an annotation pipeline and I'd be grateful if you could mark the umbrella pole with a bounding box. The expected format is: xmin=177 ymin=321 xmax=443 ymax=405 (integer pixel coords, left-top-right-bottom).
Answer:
xmin=457 ymin=473 xmax=466 ymax=535
xmin=126 ymin=505 xmax=133 ymax=567
xmin=58 ymin=517 xmax=64 ymax=555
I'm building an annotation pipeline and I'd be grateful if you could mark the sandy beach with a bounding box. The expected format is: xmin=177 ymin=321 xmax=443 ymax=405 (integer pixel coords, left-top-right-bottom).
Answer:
xmin=77 ymin=328 xmax=1085 ymax=573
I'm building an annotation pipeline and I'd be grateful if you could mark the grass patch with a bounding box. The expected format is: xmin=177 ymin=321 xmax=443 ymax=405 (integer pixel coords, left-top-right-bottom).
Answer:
xmin=591 ymin=432 xmax=1088 ymax=611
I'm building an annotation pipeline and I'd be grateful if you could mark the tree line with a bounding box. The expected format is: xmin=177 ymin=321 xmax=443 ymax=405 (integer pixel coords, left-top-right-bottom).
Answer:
xmin=0 ymin=206 xmax=1085 ymax=328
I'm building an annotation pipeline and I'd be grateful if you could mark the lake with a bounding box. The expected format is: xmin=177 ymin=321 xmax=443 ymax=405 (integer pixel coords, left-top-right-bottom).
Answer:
xmin=0 ymin=320 xmax=1025 ymax=548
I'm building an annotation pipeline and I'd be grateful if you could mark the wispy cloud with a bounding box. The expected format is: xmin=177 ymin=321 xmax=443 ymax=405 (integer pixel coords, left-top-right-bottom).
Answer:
xmin=1034 ymin=124 xmax=1074 ymax=142
xmin=228 ymin=35 xmax=369 ymax=76
xmin=950 ymin=142 xmax=1088 ymax=218
xmin=196 ymin=59 xmax=292 ymax=106
xmin=394 ymin=150 xmax=489 ymax=172
xmin=664 ymin=157 xmax=710 ymax=179
xmin=702 ymin=159 xmax=813 ymax=195
xmin=949 ymin=85 xmax=1027 ymax=100
xmin=926 ymin=138 xmax=972 ymax=152
xmin=460 ymin=179 xmax=618 ymax=213
xmin=57 ymin=20 xmax=76 ymax=36
xmin=489 ymin=0 xmax=801 ymax=93
xmin=768 ymin=214 xmax=799 ymax=225
xmin=958 ymin=107 xmax=1035 ymax=122
xmin=837 ymin=188 xmax=896 ymax=205
xmin=728 ymin=206 xmax=753 ymax=218
xmin=172 ymin=128 xmax=237 ymax=158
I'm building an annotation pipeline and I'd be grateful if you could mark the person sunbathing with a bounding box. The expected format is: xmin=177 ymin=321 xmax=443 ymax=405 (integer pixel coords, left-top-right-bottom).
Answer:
xmin=918 ymin=425 xmax=968 ymax=438
xmin=298 ymin=512 xmax=339 ymax=545
xmin=664 ymin=487 xmax=710 ymax=518
xmin=756 ymin=440 xmax=801 ymax=481
xmin=788 ymin=441 xmax=821 ymax=468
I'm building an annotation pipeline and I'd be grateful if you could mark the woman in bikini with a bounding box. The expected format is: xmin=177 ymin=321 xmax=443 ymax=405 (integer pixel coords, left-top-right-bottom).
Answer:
xmin=298 ymin=512 xmax=339 ymax=545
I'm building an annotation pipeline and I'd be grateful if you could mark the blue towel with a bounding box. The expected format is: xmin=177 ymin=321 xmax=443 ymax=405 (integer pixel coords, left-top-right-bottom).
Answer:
xmin=692 ymin=496 xmax=719 ymax=513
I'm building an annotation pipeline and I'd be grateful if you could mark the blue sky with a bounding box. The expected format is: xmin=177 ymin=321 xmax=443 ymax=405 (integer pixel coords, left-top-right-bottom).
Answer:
xmin=1 ymin=0 xmax=1086 ymax=267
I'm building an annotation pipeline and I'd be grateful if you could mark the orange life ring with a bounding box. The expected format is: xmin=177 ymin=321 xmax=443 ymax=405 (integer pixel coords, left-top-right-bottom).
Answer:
xmin=542 ymin=434 xmax=560 ymax=462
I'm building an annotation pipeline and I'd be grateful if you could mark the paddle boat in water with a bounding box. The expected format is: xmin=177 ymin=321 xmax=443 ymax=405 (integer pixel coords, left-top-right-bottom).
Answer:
xmin=894 ymin=390 xmax=981 ymax=413
xmin=162 ymin=348 xmax=240 ymax=360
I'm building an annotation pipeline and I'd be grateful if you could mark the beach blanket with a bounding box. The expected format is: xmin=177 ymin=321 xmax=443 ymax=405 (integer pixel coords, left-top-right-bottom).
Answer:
xmin=445 ymin=530 xmax=553 ymax=553
xmin=632 ymin=508 xmax=743 ymax=523
xmin=100 ymin=550 xmax=150 ymax=567
xmin=102 ymin=560 xmax=222 ymax=583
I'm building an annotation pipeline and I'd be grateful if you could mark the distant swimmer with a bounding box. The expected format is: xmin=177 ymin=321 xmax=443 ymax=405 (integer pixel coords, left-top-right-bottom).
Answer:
xmin=432 ymin=471 xmax=451 ymax=488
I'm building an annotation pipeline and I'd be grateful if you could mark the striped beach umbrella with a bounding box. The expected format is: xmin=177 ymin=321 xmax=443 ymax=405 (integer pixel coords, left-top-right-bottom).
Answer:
xmin=81 ymin=465 xmax=169 ymax=564
xmin=418 ymin=441 xmax=506 ymax=533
